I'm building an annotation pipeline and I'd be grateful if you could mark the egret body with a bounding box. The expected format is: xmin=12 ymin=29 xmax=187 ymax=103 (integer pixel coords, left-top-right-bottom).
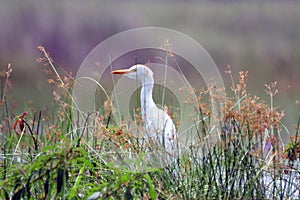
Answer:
xmin=111 ymin=64 xmax=179 ymax=159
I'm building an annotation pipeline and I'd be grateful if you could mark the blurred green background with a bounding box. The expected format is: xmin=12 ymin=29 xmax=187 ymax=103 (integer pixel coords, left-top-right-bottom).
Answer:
xmin=0 ymin=1 xmax=299 ymax=134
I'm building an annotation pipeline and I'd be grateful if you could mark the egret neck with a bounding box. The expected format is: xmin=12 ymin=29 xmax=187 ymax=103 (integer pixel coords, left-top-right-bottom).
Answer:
xmin=140 ymin=75 xmax=156 ymax=125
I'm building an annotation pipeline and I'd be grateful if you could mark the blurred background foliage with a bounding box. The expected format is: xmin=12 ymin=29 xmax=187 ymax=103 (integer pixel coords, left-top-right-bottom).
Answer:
xmin=0 ymin=0 xmax=299 ymax=133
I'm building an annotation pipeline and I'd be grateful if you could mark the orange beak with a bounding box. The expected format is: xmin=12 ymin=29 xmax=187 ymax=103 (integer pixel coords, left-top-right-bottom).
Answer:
xmin=111 ymin=69 xmax=134 ymax=74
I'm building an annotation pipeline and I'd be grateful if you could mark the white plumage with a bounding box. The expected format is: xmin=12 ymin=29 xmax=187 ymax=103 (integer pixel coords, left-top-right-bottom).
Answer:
xmin=111 ymin=64 xmax=178 ymax=159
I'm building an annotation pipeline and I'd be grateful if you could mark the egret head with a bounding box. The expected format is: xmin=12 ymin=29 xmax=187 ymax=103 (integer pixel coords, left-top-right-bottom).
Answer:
xmin=111 ymin=64 xmax=154 ymax=85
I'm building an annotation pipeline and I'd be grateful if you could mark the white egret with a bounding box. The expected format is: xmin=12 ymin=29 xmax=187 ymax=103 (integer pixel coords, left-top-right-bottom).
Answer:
xmin=111 ymin=64 xmax=179 ymax=162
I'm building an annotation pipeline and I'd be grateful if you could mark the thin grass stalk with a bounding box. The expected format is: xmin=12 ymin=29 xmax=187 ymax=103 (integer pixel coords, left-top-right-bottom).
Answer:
xmin=3 ymin=143 xmax=7 ymax=180
xmin=92 ymin=114 xmax=97 ymax=150
xmin=224 ymin=129 xmax=229 ymax=199
xmin=30 ymin=112 xmax=39 ymax=151
xmin=77 ymin=112 xmax=97 ymax=147
xmin=161 ymin=53 xmax=168 ymax=109
xmin=23 ymin=120 xmax=38 ymax=152
xmin=36 ymin=111 xmax=42 ymax=138
xmin=210 ymin=146 xmax=220 ymax=198
xmin=3 ymin=97 xmax=12 ymax=138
